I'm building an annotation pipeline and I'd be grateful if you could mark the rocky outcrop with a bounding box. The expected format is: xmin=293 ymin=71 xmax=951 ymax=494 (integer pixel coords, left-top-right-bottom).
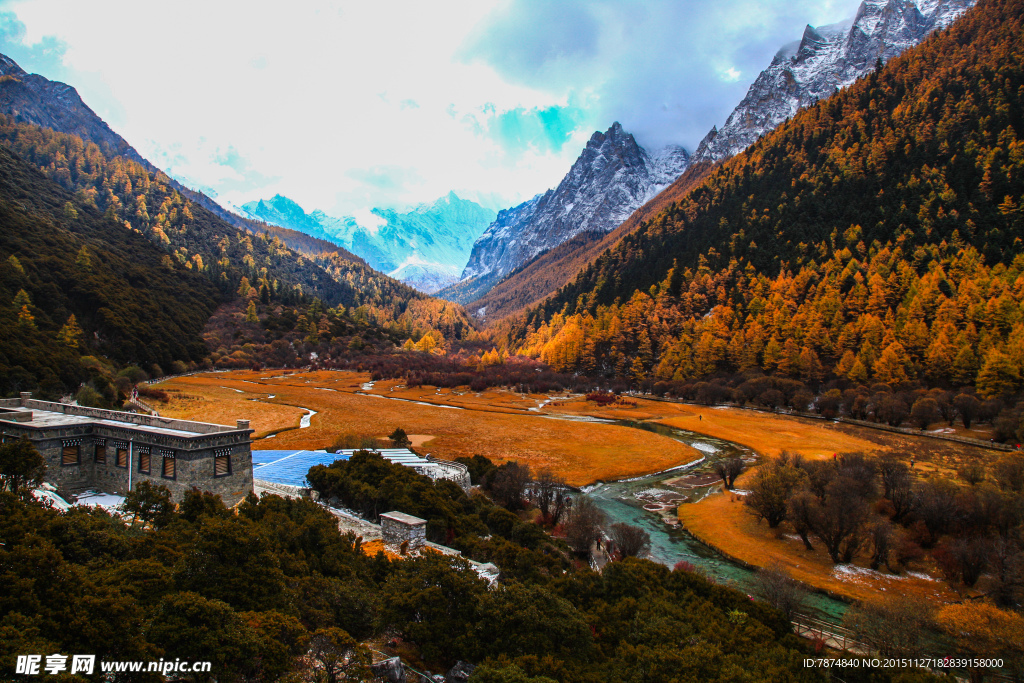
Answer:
xmin=692 ymin=0 xmax=976 ymax=164
xmin=445 ymin=661 xmax=475 ymax=683
xmin=450 ymin=123 xmax=689 ymax=300
xmin=371 ymin=657 xmax=406 ymax=683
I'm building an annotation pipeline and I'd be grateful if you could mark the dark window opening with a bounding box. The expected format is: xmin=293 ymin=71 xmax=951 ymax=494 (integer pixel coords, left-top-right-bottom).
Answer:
xmin=214 ymin=454 xmax=231 ymax=477
xmin=116 ymin=448 xmax=128 ymax=468
xmin=162 ymin=457 xmax=176 ymax=479
xmin=61 ymin=445 xmax=80 ymax=466
xmin=138 ymin=452 xmax=151 ymax=474
xmin=95 ymin=445 xmax=107 ymax=464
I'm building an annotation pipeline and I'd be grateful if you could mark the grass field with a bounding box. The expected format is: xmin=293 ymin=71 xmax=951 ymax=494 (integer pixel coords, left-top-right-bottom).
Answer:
xmin=155 ymin=370 xmax=1007 ymax=604
xmin=677 ymin=472 xmax=963 ymax=604
xmin=153 ymin=371 xmax=701 ymax=487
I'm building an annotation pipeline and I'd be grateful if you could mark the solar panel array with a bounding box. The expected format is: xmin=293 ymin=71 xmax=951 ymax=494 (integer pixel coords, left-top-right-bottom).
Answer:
xmin=252 ymin=448 xmax=431 ymax=487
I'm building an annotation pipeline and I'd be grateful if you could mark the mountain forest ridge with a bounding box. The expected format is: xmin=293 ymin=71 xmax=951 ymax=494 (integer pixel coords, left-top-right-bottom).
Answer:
xmin=496 ymin=0 xmax=1024 ymax=399
xmin=445 ymin=0 xmax=978 ymax=320
xmin=239 ymin=191 xmax=495 ymax=294
xmin=0 ymin=0 xmax=1016 ymax=406
xmin=0 ymin=53 xmax=479 ymax=398
xmin=0 ymin=53 xmax=365 ymax=262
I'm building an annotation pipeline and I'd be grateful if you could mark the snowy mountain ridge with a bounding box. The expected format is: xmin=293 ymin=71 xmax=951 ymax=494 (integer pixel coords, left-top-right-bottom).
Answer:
xmin=457 ymin=122 xmax=690 ymax=287
xmin=692 ymin=0 xmax=976 ymax=164
xmin=241 ymin=192 xmax=495 ymax=293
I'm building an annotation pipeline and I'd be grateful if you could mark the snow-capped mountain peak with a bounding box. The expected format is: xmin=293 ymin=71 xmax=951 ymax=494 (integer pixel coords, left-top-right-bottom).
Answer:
xmin=241 ymin=193 xmax=495 ymax=293
xmin=692 ymin=0 xmax=975 ymax=164
xmin=456 ymin=122 xmax=690 ymax=287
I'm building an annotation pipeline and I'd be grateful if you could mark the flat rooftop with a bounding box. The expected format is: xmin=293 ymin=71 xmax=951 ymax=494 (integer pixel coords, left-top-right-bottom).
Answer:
xmin=9 ymin=410 xmax=201 ymax=437
xmin=380 ymin=511 xmax=427 ymax=525
xmin=0 ymin=398 xmax=248 ymax=437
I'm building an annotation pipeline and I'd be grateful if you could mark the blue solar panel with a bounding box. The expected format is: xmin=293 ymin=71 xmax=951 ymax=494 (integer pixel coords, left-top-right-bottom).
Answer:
xmin=251 ymin=450 xmax=350 ymax=487
xmin=251 ymin=450 xmax=300 ymax=464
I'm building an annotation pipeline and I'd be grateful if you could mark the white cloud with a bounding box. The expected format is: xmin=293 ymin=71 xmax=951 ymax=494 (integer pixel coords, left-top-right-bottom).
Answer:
xmin=0 ymin=0 xmax=863 ymax=217
xmin=352 ymin=208 xmax=385 ymax=235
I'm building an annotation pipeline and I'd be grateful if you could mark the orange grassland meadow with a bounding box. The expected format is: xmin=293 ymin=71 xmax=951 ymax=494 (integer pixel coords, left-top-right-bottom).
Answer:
xmin=154 ymin=370 xmax=701 ymax=487
xmin=155 ymin=369 xmax=1005 ymax=603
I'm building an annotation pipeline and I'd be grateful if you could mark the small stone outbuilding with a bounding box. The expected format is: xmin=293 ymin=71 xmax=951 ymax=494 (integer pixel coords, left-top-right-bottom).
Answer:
xmin=380 ymin=511 xmax=427 ymax=554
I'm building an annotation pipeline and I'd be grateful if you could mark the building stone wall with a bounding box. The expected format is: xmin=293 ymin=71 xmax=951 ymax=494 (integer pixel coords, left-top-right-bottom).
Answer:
xmin=380 ymin=511 xmax=427 ymax=553
xmin=0 ymin=395 xmax=253 ymax=506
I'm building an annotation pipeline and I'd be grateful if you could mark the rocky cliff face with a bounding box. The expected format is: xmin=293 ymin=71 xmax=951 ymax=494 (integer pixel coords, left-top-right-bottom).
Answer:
xmin=0 ymin=54 xmax=151 ymax=167
xmin=692 ymin=0 xmax=976 ymax=164
xmin=457 ymin=122 xmax=689 ymax=288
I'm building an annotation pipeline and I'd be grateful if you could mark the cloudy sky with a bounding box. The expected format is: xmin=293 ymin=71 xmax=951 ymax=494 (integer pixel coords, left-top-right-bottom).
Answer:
xmin=0 ymin=0 xmax=860 ymax=217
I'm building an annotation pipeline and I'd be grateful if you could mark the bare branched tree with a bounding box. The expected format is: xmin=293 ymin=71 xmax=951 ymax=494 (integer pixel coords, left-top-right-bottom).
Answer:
xmin=610 ymin=522 xmax=651 ymax=559
xmin=843 ymin=596 xmax=932 ymax=658
xmin=868 ymin=520 xmax=893 ymax=571
xmin=532 ymin=469 xmax=566 ymax=523
xmin=753 ymin=562 xmax=807 ymax=622
xmin=563 ymin=495 xmax=606 ymax=555
xmin=488 ymin=461 xmax=532 ymax=511
xmin=746 ymin=459 xmax=807 ymax=528
xmin=879 ymin=457 xmax=914 ymax=521
xmin=959 ymin=461 xmax=986 ymax=486
xmin=811 ymin=478 xmax=868 ymax=563
xmin=714 ymin=457 xmax=745 ymax=489
xmin=786 ymin=490 xmax=818 ymax=551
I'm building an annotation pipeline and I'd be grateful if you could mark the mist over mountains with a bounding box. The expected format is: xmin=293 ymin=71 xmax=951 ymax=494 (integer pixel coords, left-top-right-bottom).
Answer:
xmin=241 ymin=192 xmax=495 ymax=294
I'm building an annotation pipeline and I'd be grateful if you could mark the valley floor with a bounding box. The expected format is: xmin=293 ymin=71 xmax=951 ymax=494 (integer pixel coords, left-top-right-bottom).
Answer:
xmin=155 ymin=370 xmax=1007 ymax=605
xmin=154 ymin=370 xmax=701 ymax=486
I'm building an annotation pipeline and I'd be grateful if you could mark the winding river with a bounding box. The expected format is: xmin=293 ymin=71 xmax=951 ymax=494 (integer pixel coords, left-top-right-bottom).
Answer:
xmin=576 ymin=419 xmax=850 ymax=623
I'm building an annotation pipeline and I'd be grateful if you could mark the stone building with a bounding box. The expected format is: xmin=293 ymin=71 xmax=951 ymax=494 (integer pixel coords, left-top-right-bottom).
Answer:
xmin=380 ymin=511 xmax=427 ymax=553
xmin=0 ymin=393 xmax=253 ymax=505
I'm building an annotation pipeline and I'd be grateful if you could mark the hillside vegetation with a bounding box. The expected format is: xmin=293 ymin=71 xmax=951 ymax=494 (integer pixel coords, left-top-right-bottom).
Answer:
xmin=0 ymin=117 xmax=418 ymax=310
xmin=0 ymin=144 xmax=218 ymax=396
xmin=0 ymin=118 xmax=478 ymax=395
xmin=0 ymin=468 xmax=864 ymax=683
xmin=502 ymin=0 xmax=1024 ymax=404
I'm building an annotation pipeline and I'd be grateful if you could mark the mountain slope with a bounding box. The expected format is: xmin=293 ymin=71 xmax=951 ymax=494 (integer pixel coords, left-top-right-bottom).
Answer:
xmin=456 ymin=0 xmax=978 ymax=324
xmin=502 ymin=0 xmax=1023 ymax=395
xmin=454 ymin=162 xmax=716 ymax=322
xmin=0 ymin=53 xmax=364 ymax=262
xmin=442 ymin=123 xmax=689 ymax=304
xmin=0 ymin=113 xmax=478 ymax=353
xmin=692 ymin=0 xmax=976 ymax=164
xmin=0 ymin=143 xmax=219 ymax=396
xmin=242 ymin=192 xmax=495 ymax=293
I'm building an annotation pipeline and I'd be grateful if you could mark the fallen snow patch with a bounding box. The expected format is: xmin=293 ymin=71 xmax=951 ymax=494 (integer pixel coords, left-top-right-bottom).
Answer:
xmin=76 ymin=491 xmax=125 ymax=513
xmin=33 ymin=489 xmax=72 ymax=511
xmin=832 ymin=565 xmax=909 ymax=583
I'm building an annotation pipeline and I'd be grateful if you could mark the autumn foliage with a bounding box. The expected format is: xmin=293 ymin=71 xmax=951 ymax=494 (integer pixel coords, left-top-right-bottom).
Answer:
xmin=502 ymin=0 xmax=1024 ymax=403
